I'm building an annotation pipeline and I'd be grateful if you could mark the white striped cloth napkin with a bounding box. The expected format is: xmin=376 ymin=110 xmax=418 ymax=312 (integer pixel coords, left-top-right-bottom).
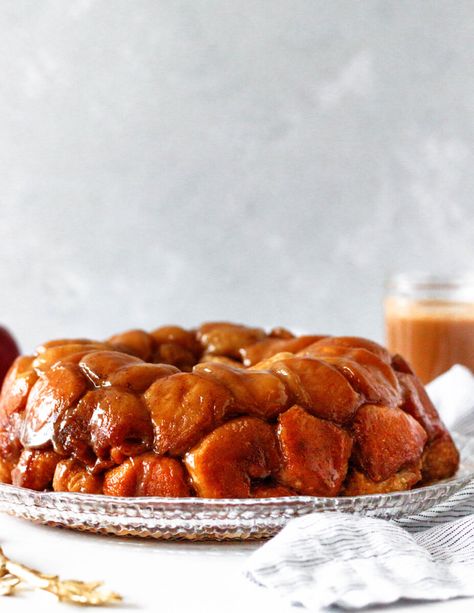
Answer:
xmin=246 ymin=365 xmax=474 ymax=610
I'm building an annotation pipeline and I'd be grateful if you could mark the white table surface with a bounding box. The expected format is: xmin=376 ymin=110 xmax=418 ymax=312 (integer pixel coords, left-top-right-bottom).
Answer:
xmin=0 ymin=511 xmax=473 ymax=613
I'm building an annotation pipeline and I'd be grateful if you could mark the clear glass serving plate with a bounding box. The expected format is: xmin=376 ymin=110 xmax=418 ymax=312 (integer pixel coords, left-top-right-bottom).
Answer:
xmin=1 ymin=434 xmax=473 ymax=541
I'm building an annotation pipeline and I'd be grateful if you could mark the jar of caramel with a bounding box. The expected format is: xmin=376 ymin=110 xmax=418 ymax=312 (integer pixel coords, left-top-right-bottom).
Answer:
xmin=385 ymin=273 xmax=474 ymax=384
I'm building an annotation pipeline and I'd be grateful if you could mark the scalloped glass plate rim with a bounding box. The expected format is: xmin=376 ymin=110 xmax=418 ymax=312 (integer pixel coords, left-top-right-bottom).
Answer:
xmin=0 ymin=432 xmax=472 ymax=540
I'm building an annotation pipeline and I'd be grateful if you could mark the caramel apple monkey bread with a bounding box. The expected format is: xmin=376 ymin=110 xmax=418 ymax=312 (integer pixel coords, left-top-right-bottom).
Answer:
xmin=0 ymin=323 xmax=459 ymax=498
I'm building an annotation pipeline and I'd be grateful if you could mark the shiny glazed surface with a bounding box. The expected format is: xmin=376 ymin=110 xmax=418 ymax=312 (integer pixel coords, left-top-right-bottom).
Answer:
xmin=0 ymin=322 xmax=460 ymax=499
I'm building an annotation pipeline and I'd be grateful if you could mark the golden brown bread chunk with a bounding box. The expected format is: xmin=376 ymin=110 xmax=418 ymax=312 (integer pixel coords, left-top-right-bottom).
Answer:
xmin=0 ymin=411 xmax=24 ymax=480
xmin=11 ymin=449 xmax=60 ymax=490
xmin=249 ymin=351 xmax=295 ymax=371
xmin=145 ymin=372 xmax=232 ymax=456
xmin=265 ymin=356 xmax=362 ymax=423
xmin=421 ymin=433 xmax=460 ymax=484
xmin=150 ymin=326 xmax=200 ymax=352
xmin=252 ymin=484 xmax=296 ymax=497
xmin=80 ymin=350 xmax=178 ymax=392
xmin=110 ymin=327 xmax=202 ymax=371
xmin=21 ymin=363 xmax=88 ymax=449
xmin=0 ymin=356 xmax=38 ymax=416
xmin=53 ymin=459 xmax=103 ymax=494
xmin=107 ymin=329 xmax=154 ymax=361
xmin=54 ymin=388 xmax=154 ymax=466
xmin=268 ymin=327 xmax=294 ymax=339
xmin=396 ymin=371 xmax=459 ymax=482
xmin=0 ymin=458 xmax=12 ymax=483
xmin=32 ymin=342 xmax=109 ymax=374
xmin=197 ymin=322 xmax=266 ymax=358
xmin=79 ymin=351 xmax=143 ymax=385
xmin=0 ymin=323 xmax=460 ymax=498
xmin=36 ymin=338 xmax=98 ymax=352
xmin=303 ymin=336 xmax=391 ymax=364
xmin=396 ymin=371 xmax=445 ymax=441
xmin=277 ymin=405 xmax=353 ymax=496
xmin=198 ymin=355 xmax=245 ymax=368
xmin=241 ymin=335 xmax=326 ymax=367
xmin=391 ymin=353 xmax=414 ymax=375
xmin=108 ymin=363 xmax=179 ymax=393
xmin=150 ymin=326 xmax=202 ymax=370
xmin=184 ymin=417 xmax=279 ymax=498
xmin=193 ymin=362 xmax=288 ymax=419
xmin=0 ymin=356 xmax=38 ymax=469
xmin=343 ymin=461 xmax=422 ymax=496
xmin=351 ymin=404 xmax=427 ymax=482
xmin=300 ymin=346 xmax=401 ymax=408
xmin=103 ymin=453 xmax=190 ymax=497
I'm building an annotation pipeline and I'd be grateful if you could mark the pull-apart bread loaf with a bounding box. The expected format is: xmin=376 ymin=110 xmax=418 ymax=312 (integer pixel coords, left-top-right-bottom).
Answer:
xmin=0 ymin=323 xmax=459 ymax=498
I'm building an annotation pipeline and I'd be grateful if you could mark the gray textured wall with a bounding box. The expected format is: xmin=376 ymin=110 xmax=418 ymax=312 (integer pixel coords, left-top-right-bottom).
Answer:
xmin=1 ymin=0 xmax=473 ymax=351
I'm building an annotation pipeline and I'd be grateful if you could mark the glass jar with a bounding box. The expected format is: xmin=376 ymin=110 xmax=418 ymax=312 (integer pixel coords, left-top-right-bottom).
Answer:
xmin=384 ymin=273 xmax=474 ymax=384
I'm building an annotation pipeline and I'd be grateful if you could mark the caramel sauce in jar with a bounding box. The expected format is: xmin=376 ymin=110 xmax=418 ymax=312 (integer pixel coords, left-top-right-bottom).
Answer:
xmin=385 ymin=275 xmax=474 ymax=384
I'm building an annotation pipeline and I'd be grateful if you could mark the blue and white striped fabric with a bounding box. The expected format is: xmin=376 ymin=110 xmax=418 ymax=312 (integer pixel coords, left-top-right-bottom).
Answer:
xmin=246 ymin=365 xmax=474 ymax=611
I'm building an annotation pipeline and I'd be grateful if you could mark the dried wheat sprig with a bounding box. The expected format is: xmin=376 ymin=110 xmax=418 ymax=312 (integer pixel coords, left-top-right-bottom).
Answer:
xmin=0 ymin=547 xmax=122 ymax=606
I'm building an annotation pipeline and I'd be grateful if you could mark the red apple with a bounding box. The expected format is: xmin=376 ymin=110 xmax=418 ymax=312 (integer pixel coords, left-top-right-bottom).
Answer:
xmin=0 ymin=326 xmax=20 ymax=388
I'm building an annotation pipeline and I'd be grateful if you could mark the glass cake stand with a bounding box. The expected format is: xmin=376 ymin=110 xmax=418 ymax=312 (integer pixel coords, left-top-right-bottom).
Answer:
xmin=1 ymin=434 xmax=473 ymax=541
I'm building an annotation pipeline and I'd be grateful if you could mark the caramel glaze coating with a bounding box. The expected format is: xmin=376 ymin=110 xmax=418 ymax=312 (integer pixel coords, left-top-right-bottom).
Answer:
xmin=184 ymin=417 xmax=279 ymax=498
xmin=395 ymin=369 xmax=460 ymax=483
xmin=420 ymin=433 xmax=461 ymax=485
xmin=0 ymin=356 xmax=38 ymax=474
xmin=298 ymin=346 xmax=401 ymax=408
xmin=252 ymin=355 xmax=362 ymax=424
xmin=21 ymin=363 xmax=88 ymax=450
xmin=193 ymin=362 xmax=288 ymax=419
xmin=252 ymin=484 xmax=297 ymax=497
xmin=32 ymin=343 xmax=109 ymax=373
xmin=144 ymin=373 xmax=232 ymax=456
xmin=0 ymin=356 xmax=38 ymax=417
xmin=241 ymin=335 xmax=326 ymax=367
xmin=81 ymin=350 xmax=179 ymax=392
xmin=0 ymin=322 xmax=460 ymax=498
xmin=302 ymin=336 xmax=392 ymax=364
xmin=55 ymin=388 xmax=154 ymax=467
xmin=277 ymin=405 xmax=353 ymax=496
xmin=351 ymin=404 xmax=427 ymax=482
xmin=12 ymin=449 xmax=60 ymax=490
xmin=0 ymin=458 xmax=11 ymax=483
xmin=53 ymin=459 xmax=103 ymax=494
xmin=343 ymin=461 xmax=422 ymax=496
xmin=103 ymin=453 xmax=190 ymax=497
xmin=197 ymin=322 xmax=266 ymax=359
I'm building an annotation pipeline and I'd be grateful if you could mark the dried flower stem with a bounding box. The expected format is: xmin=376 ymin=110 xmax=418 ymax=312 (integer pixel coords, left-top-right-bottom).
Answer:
xmin=0 ymin=547 xmax=122 ymax=606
